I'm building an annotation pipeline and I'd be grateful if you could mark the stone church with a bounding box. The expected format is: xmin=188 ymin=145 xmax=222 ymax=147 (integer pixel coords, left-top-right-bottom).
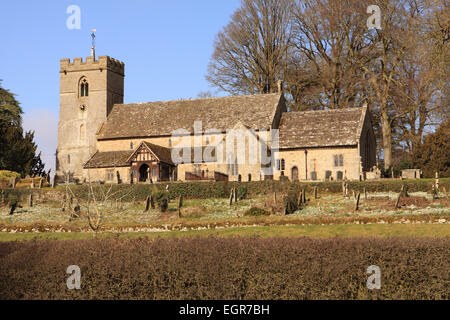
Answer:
xmin=56 ymin=54 xmax=377 ymax=184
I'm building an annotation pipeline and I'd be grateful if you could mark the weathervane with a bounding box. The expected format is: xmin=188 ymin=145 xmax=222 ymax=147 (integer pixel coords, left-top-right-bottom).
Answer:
xmin=90 ymin=29 xmax=96 ymax=59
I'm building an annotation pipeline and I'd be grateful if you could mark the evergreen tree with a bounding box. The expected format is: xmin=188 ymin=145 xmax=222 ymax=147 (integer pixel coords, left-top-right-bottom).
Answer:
xmin=0 ymin=81 xmax=45 ymax=177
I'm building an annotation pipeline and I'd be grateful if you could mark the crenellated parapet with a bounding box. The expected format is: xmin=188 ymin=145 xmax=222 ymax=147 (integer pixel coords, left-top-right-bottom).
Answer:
xmin=60 ymin=56 xmax=125 ymax=75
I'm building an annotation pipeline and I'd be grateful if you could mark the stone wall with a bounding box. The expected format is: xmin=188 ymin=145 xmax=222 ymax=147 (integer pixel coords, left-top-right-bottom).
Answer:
xmin=274 ymin=147 xmax=361 ymax=181
xmin=56 ymin=56 xmax=125 ymax=183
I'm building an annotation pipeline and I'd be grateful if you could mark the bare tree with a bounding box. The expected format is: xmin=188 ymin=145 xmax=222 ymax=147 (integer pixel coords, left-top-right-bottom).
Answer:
xmin=206 ymin=0 xmax=294 ymax=95
xmin=289 ymin=0 xmax=369 ymax=110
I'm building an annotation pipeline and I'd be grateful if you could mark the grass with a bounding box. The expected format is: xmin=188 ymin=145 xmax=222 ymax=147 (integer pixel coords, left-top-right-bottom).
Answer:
xmin=0 ymin=223 xmax=449 ymax=242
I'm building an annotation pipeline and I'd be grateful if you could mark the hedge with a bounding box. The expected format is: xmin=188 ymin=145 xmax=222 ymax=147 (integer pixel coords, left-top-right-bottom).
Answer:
xmin=1 ymin=178 xmax=448 ymax=203
xmin=0 ymin=237 xmax=448 ymax=300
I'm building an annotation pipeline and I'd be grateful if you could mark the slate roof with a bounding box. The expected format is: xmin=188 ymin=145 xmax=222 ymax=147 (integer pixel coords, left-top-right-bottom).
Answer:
xmin=141 ymin=142 xmax=174 ymax=165
xmin=84 ymin=151 xmax=134 ymax=169
xmin=278 ymin=108 xmax=366 ymax=149
xmin=97 ymin=94 xmax=282 ymax=140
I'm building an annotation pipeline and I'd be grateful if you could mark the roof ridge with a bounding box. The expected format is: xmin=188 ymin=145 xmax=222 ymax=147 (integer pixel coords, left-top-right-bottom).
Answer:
xmin=286 ymin=107 xmax=362 ymax=115
xmin=114 ymin=93 xmax=281 ymax=107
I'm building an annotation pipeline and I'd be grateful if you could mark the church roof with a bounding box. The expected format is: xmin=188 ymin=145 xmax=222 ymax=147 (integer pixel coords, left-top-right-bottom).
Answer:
xmin=136 ymin=141 xmax=174 ymax=165
xmin=84 ymin=150 xmax=133 ymax=169
xmin=278 ymin=107 xmax=366 ymax=149
xmin=97 ymin=93 xmax=283 ymax=140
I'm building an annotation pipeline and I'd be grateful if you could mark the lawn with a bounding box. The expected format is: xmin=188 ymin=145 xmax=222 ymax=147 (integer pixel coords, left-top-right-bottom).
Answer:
xmin=0 ymin=223 xmax=449 ymax=242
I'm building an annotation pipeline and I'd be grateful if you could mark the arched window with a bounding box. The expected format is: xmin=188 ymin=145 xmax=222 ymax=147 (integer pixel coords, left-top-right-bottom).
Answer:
xmin=281 ymin=159 xmax=285 ymax=171
xmin=248 ymin=174 xmax=252 ymax=182
xmin=80 ymin=78 xmax=89 ymax=97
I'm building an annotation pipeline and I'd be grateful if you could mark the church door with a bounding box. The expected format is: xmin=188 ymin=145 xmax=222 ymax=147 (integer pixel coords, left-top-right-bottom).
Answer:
xmin=139 ymin=164 xmax=150 ymax=182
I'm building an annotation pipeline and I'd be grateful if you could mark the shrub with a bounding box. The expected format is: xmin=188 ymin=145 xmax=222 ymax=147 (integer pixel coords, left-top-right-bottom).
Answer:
xmin=0 ymin=170 xmax=20 ymax=181
xmin=237 ymin=186 xmax=248 ymax=200
xmin=244 ymin=207 xmax=270 ymax=217
xmin=153 ymin=191 xmax=169 ymax=212
xmin=283 ymin=195 xmax=298 ymax=215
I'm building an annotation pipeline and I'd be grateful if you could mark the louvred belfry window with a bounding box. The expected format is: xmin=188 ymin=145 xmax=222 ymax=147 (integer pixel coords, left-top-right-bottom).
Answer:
xmin=80 ymin=79 xmax=89 ymax=97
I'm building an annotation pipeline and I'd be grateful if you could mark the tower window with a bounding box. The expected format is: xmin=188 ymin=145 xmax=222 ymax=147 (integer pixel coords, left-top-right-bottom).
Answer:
xmin=80 ymin=79 xmax=89 ymax=97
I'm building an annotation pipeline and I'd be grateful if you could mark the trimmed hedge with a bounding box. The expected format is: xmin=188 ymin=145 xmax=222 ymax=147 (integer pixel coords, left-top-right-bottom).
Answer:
xmin=0 ymin=237 xmax=448 ymax=300
xmin=1 ymin=178 xmax=448 ymax=202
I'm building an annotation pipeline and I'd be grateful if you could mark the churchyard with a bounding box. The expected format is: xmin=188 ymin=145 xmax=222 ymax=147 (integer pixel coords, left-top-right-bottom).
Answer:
xmin=0 ymin=179 xmax=448 ymax=239
xmin=1 ymin=179 xmax=449 ymax=300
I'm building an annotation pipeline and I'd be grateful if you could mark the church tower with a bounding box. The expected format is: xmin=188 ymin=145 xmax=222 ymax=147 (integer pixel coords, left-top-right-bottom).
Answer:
xmin=56 ymin=52 xmax=125 ymax=182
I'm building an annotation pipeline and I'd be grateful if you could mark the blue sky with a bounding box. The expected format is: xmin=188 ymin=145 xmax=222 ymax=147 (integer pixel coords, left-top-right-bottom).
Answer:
xmin=0 ymin=0 xmax=241 ymax=173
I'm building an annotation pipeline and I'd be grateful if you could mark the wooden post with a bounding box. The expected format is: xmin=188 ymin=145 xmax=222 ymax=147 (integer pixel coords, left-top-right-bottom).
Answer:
xmin=342 ymin=181 xmax=345 ymax=197
xmin=302 ymin=188 xmax=306 ymax=203
xmin=144 ymin=196 xmax=150 ymax=212
xmin=229 ymin=189 xmax=234 ymax=206
xmin=395 ymin=185 xmax=404 ymax=209
xmin=28 ymin=194 xmax=33 ymax=207
xmin=314 ymin=187 xmax=318 ymax=200
xmin=355 ymin=192 xmax=361 ymax=211
xmin=273 ymin=192 xmax=277 ymax=204
xmin=31 ymin=179 xmax=35 ymax=189
xmin=39 ymin=179 xmax=43 ymax=189
xmin=234 ymin=188 xmax=238 ymax=203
